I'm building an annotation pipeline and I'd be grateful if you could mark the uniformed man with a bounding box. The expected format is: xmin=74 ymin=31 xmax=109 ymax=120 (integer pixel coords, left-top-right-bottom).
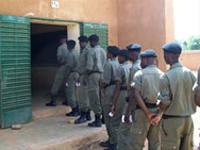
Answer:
xmin=84 ymin=34 xmax=107 ymax=127
xmin=118 ymin=44 xmax=142 ymax=150
xmin=65 ymin=40 xmax=80 ymax=117
xmin=157 ymin=42 xmax=196 ymax=150
xmin=46 ymin=35 xmax=68 ymax=107
xmin=125 ymin=50 xmax=163 ymax=150
xmin=75 ymin=36 xmax=91 ymax=124
xmin=194 ymin=67 xmax=200 ymax=106
xmin=103 ymin=49 xmax=131 ymax=150
xmin=100 ymin=46 xmax=120 ymax=148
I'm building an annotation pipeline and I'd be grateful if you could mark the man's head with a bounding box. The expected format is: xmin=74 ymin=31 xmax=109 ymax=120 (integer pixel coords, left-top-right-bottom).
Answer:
xmin=127 ymin=44 xmax=141 ymax=62
xmin=88 ymin=34 xmax=99 ymax=47
xmin=78 ymin=36 xmax=88 ymax=49
xmin=118 ymin=49 xmax=128 ymax=64
xmin=107 ymin=46 xmax=120 ymax=59
xmin=162 ymin=42 xmax=182 ymax=65
xmin=59 ymin=35 xmax=67 ymax=44
xmin=140 ymin=50 xmax=157 ymax=68
xmin=67 ymin=40 xmax=76 ymax=50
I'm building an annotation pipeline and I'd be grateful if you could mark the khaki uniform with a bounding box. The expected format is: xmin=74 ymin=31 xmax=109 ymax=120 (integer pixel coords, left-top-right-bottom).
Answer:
xmin=86 ymin=45 xmax=106 ymax=115
xmin=193 ymin=67 xmax=200 ymax=96
xmin=77 ymin=48 xmax=90 ymax=112
xmin=158 ymin=63 xmax=196 ymax=150
xmin=118 ymin=60 xmax=141 ymax=150
xmin=66 ymin=49 xmax=79 ymax=109
xmin=51 ymin=43 xmax=68 ymax=96
xmin=129 ymin=65 xmax=163 ymax=150
xmin=101 ymin=58 xmax=119 ymax=142
xmin=109 ymin=61 xmax=132 ymax=145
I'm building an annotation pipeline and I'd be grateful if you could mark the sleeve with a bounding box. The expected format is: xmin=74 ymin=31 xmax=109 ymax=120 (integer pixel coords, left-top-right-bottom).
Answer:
xmin=102 ymin=62 xmax=112 ymax=84
xmin=158 ymin=74 xmax=172 ymax=106
xmin=86 ymin=50 xmax=94 ymax=70
xmin=129 ymin=67 xmax=140 ymax=86
xmin=115 ymin=66 xmax=123 ymax=82
xmin=193 ymin=68 xmax=200 ymax=95
xmin=131 ymin=71 xmax=142 ymax=92
xmin=57 ymin=46 xmax=63 ymax=57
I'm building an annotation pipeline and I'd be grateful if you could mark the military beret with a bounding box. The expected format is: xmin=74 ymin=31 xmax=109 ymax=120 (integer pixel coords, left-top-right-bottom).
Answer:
xmin=107 ymin=46 xmax=120 ymax=55
xmin=126 ymin=44 xmax=141 ymax=52
xmin=78 ymin=36 xmax=88 ymax=42
xmin=162 ymin=42 xmax=182 ymax=54
xmin=140 ymin=49 xmax=157 ymax=58
xmin=59 ymin=34 xmax=67 ymax=39
xmin=118 ymin=49 xmax=128 ymax=58
xmin=88 ymin=34 xmax=99 ymax=42
xmin=67 ymin=40 xmax=76 ymax=47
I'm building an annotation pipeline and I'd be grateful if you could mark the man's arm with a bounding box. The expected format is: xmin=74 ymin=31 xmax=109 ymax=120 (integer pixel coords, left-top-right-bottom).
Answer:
xmin=110 ymin=81 xmax=121 ymax=114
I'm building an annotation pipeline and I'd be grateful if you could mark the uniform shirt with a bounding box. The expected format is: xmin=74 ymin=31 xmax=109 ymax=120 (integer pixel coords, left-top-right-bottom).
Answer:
xmin=86 ymin=45 xmax=106 ymax=73
xmin=193 ymin=67 xmax=200 ymax=96
xmin=102 ymin=58 xmax=119 ymax=84
xmin=57 ymin=43 xmax=68 ymax=65
xmin=128 ymin=60 xmax=141 ymax=90
xmin=158 ymin=62 xmax=196 ymax=116
xmin=131 ymin=65 xmax=163 ymax=104
xmin=65 ymin=49 xmax=79 ymax=72
xmin=77 ymin=47 xmax=89 ymax=75
xmin=115 ymin=61 xmax=132 ymax=87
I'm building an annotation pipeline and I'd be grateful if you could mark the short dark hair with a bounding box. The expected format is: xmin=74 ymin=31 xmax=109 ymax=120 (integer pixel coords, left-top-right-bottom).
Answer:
xmin=67 ymin=40 xmax=76 ymax=48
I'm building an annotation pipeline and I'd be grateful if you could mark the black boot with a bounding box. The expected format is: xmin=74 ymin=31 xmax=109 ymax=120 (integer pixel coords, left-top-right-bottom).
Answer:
xmin=100 ymin=140 xmax=110 ymax=148
xmin=86 ymin=110 xmax=92 ymax=121
xmin=88 ymin=114 xmax=102 ymax=127
xmin=75 ymin=112 xmax=87 ymax=124
xmin=104 ymin=144 xmax=117 ymax=150
xmin=46 ymin=96 xmax=57 ymax=107
xmin=101 ymin=114 xmax=105 ymax=124
xmin=66 ymin=106 xmax=80 ymax=117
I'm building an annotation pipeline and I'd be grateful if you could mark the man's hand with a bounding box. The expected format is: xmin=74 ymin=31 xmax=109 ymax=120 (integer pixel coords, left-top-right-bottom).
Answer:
xmin=151 ymin=114 xmax=162 ymax=126
xmin=124 ymin=112 xmax=131 ymax=123
xmin=110 ymin=104 xmax=115 ymax=114
xmin=147 ymin=112 xmax=158 ymax=120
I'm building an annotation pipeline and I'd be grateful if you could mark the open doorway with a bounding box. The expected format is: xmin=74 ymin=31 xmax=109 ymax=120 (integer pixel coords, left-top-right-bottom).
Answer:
xmin=30 ymin=21 xmax=81 ymax=117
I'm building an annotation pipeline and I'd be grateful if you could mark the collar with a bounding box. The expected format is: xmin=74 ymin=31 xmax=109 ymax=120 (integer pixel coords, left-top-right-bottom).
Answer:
xmin=170 ymin=62 xmax=183 ymax=70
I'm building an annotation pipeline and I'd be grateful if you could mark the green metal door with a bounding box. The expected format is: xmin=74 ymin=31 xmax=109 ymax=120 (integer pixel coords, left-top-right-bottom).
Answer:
xmin=81 ymin=22 xmax=108 ymax=49
xmin=0 ymin=15 xmax=32 ymax=128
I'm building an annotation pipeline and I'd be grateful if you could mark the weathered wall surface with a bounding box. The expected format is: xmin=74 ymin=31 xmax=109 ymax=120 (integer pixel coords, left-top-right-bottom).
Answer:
xmin=117 ymin=0 xmax=174 ymax=70
xmin=0 ymin=0 xmax=119 ymax=46
xmin=180 ymin=51 xmax=200 ymax=71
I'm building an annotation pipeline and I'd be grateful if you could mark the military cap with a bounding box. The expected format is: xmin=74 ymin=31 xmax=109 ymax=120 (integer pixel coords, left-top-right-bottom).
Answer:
xmin=67 ymin=40 xmax=76 ymax=47
xmin=107 ymin=46 xmax=120 ymax=55
xmin=59 ymin=34 xmax=67 ymax=39
xmin=78 ymin=36 xmax=88 ymax=42
xmin=88 ymin=34 xmax=99 ymax=42
xmin=140 ymin=49 xmax=157 ymax=58
xmin=162 ymin=42 xmax=182 ymax=54
xmin=126 ymin=44 xmax=141 ymax=52
xmin=118 ymin=49 xmax=128 ymax=58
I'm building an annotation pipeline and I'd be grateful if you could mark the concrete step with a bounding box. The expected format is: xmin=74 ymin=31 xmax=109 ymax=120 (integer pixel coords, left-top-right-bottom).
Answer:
xmin=0 ymin=116 xmax=107 ymax=150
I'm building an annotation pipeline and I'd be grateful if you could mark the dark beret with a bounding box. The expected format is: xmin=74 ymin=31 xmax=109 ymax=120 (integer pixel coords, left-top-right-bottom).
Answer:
xmin=118 ymin=49 xmax=128 ymax=58
xmin=126 ymin=44 xmax=141 ymax=52
xmin=67 ymin=40 xmax=76 ymax=47
xmin=78 ymin=36 xmax=88 ymax=42
xmin=140 ymin=49 xmax=157 ymax=58
xmin=162 ymin=42 xmax=182 ymax=54
xmin=59 ymin=34 xmax=67 ymax=39
xmin=107 ymin=46 xmax=120 ymax=55
xmin=88 ymin=34 xmax=99 ymax=42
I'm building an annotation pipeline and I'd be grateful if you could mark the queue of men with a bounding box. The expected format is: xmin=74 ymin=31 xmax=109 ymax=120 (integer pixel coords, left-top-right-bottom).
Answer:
xmin=46 ymin=33 xmax=200 ymax=150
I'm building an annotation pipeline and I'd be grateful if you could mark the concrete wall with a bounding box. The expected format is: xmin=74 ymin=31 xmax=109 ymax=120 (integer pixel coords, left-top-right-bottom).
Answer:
xmin=0 ymin=0 xmax=119 ymax=46
xmin=180 ymin=50 xmax=200 ymax=71
xmin=117 ymin=0 xmax=174 ymax=70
